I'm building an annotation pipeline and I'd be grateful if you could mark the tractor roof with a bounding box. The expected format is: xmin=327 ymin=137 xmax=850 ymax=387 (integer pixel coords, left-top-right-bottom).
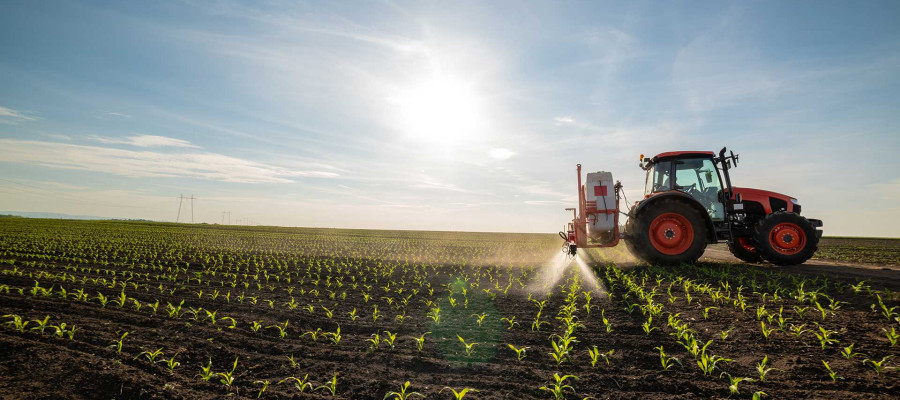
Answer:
xmin=652 ymin=151 xmax=714 ymax=161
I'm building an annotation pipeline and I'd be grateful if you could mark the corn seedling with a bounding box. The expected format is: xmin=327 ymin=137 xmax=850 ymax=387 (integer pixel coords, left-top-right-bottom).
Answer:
xmin=789 ymin=323 xmax=808 ymax=338
xmin=384 ymin=381 xmax=424 ymax=400
xmin=135 ymin=348 xmax=164 ymax=363
xmin=326 ymin=326 xmax=342 ymax=345
xmin=813 ymin=325 xmax=839 ymax=350
xmin=501 ymin=316 xmax=518 ymax=330
xmin=697 ymin=341 xmax=731 ymax=375
xmin=822 ymin=360 xmax=842 ymax=382
xmin=30 ymin=316 xmax=51 ymax=335
xmin=427 ymin=307 xmax=441 ymax=324
xmin=161 ymin=353 xmax=181 ymax=373
xmin=473 ymin=313 xmax=488 ymax=327
xmin=303 ymin=328 xmax=323 ymax=342
xmin=441 ymin=387 xmax=478 ymax=400
xmin=109 ymin=331 xmax=128 ymax=354
xmin=539 ymin=373 xmax=578 ymax=400
xmin=507 ymin=344 xmax=528 ymax=362
xmin=721 ymin=373 xmax=752 ymax=395
xmin=217 ymin=357 xmax=238 ymax=386
xmin=884 ymin=327 xmax=898 ymax=347
xmin=642 ymin=316 xmax=657 ymax=335
xmin=287 ymin=353 xmax=299 ymax=368
xmin=862 ymin=355 xmax=895 ymax=375
xmin=841 ymin=343 xmax=864 ymax=360
xmin=753 ymin=391 xmax=767 ymax=400
xmin=383 ymin=330 xmax=397 ymax=350
xmin=760 ymin=321 xmax=778 ymax=340
xmin=250 ymin=321 xmax=263 ymax=333
xmin=280 ymin=374 xmax=313 ymax=392
xmin=316 ymin=373 xmax=338 ymax=396
xmin=720 ymin=327 xmax=734 ymax=341
xmin=655 ymin=346 xmax=681 ymax=370
xmin=702 ymin=306 xmax=718 ymax=320
xmin=458 ymin=335 xmax=478 ymax=358
xmin=246 ymin=380 xmax=268 ymax=398
xmin=755 ymin=355 xmax=779 ymax=382
xmin=51 ymin=323 xmax=78 ymax=339
xmin=198 ymin=360 xmax=214 ymax=381
xmin=412 ymin=332 xmax=430 ymax=352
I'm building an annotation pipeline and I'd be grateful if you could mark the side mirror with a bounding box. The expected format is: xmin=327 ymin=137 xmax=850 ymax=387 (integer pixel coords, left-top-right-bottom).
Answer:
xmin=705 ymin=172 xmax=713 ymax=183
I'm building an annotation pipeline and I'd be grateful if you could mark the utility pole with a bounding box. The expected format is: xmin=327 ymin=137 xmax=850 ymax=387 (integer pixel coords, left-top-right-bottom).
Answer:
xmin=221 ymin=211 xmax=231 ymax=225
xmin=176 ymin=194 xmax=185 ymax=222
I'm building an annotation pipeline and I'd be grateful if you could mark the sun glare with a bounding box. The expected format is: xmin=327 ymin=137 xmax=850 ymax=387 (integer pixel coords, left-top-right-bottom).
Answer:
xmin=389 ymin=74 xmax=487 ymax=148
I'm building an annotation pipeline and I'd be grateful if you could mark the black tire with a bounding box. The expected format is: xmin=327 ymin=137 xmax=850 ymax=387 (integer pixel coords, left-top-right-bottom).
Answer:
xmin=728 ymin=238 xmax=764 ymax=263
xmin=753 ymin=211 xmax=818 ymax=266
xmin=625 ymin=198 xmax=708 ymax=265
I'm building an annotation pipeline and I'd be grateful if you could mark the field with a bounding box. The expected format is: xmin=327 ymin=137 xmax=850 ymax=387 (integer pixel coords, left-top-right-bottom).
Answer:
xmin=1 ymin=218 xmax=898 ymax=399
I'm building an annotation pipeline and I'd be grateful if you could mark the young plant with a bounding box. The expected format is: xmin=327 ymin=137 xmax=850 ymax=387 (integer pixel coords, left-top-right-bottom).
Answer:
xmin=539 ymin=373 xmax=578 ymax=400
xmin=440 ymin=387 xmax=478 ymax=400
xmin=458 ymin=335 xmax=479 ymax=358
xmin=255 ymin=380 xmax=270 ymax=398
xmin=30 ymin=316 xmax=51 ymax=335
xmin=884 ymin=327 xmax=898 ymax=347
xmin=3 ymin=314 xmax=30 ymax=332
xmin=382 ymin=330 xmax=397 ymax=350
xmin=217 ymin=357 xmax=239 ymax=386
xmin=655 ymin=346 xmax=681 ymax=371
xmin=507 ymin=344 xmax=529 ymax=362
xmin=280 ymin=374 xmax=313 ymax=392
xmin=161 ymin=353 xmax=181 ymax=374
xmin=412 ymin=332 xmax=430 ymax=352
xmin=198 ymin=359 xmax=214 ymax=381
xmin=109 ymin=331 xmax=128 ymax=354
xmin=813 ymin=325 xmax=839 ymax=350
xmin=841 ymin=343 xmax=864 ymax=360
xmin=472 ymin=313 xmax=488 ymax=327
xmin=135 ymin=348 xmax=164 ymax=363
xmin=755 ymin=355 xmax=780 ymax=382
xmin=822 ymin=360 xmax=842 ymax=382
xmin=326 ymin=326 xmax=342 ymax=345
xmin=721 ymin=373 xmax=752 ymax=395
xmin=697 ymin=341 xmax=731 ymax=375
xmin=316 ymin=373 xmax=338 ymax=396
xmin=642 ymin=315 xmax=657 ymax=335
xmin=862 ymin=355 xmax=895 ymax=375
xmin=384 ymin=381 xmax=424 ymax=400
xmin=501 ymin=316 xmax=518 ymax=330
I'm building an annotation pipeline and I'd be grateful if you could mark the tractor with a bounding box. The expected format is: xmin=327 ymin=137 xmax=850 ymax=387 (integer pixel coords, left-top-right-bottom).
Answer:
xmin=560 ymin=147 xmax=823 ymax=265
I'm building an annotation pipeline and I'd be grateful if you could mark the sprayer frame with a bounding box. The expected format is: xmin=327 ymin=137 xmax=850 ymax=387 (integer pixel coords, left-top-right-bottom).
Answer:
xmin=571 ymin=163 xmax=622 ymax=250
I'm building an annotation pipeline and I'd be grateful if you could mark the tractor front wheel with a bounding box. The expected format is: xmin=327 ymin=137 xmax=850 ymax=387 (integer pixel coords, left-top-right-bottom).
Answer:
xmin=753 ymin=211 xmax=818 ymax=265
xmin=626 ymin=198 xmax=708 ymax=265
xmin=728 ymin=237 xmax=764 ymax=263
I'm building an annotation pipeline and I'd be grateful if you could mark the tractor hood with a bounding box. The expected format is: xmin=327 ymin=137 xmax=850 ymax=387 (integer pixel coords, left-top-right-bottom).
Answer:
xmin=731 ymin=187 xmax=798 ymax=214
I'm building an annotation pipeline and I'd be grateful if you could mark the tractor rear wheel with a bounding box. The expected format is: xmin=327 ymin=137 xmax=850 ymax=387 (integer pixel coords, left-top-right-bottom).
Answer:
xmin=626 ymin=198 xmax=708 ymax=265
xmin=753 ymin=211 xmax=818 ymax=265
xmin=728 ymin=237 xmax=763 ymax=263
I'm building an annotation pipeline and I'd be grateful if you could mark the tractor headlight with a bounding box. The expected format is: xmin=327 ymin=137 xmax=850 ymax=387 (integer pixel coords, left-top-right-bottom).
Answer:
xmin=790 ymin=198 xmax=799 ymax=205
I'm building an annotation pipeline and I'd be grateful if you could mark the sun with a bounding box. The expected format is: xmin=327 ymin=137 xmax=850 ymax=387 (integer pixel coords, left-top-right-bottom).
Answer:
xmin=388 ymin=73 xmax=487 ymax=148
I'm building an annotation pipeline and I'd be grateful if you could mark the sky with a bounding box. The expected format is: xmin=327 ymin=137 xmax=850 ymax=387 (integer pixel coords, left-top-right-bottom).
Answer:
xmin=0 ymin=0 xmax=898 ymax=237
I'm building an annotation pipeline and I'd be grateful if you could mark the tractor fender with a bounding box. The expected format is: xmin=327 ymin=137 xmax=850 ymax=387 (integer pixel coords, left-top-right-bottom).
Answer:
xmin=629 ymin=191 xmax=716 ymax=242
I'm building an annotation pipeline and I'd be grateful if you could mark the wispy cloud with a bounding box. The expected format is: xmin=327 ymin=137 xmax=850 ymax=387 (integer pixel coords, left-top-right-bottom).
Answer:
xmin=0 ymin=139 xmax=338 ymax=183
xmin=488 ymin=148 xmax=515 ymax=161
xmin=554 ymin=116 xmax=575 ymax=124
xmin=90 ymin=134 xmax=201 ymax=148
xmin=0 ymin=105 xmax=36 ymax=124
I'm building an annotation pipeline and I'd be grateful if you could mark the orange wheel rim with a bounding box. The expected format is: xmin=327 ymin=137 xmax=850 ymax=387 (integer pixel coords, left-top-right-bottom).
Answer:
xmin=649 ymin=213 xmax=694 ymax=255
xmin=769 ymin=223 xmax=806 ymax=255
xmin=738 ymin=237 xmax=756 ymax=252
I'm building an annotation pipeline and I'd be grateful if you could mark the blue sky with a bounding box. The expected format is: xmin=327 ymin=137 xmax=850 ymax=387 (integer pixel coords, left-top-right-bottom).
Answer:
xmin=1 ymin=0 xmax=898 ymax=236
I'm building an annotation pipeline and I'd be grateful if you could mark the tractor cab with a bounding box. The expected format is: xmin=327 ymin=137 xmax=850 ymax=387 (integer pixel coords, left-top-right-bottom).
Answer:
xmin=641 ymin=151 xmax=725 ymax=222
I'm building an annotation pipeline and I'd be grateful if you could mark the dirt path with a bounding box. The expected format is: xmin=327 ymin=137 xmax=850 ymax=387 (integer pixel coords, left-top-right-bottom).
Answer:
xmin=700 ymin=244 xmax=900 ymax=291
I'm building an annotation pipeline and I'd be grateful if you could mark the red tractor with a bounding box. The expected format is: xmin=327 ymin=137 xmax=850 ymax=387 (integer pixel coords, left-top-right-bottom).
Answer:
xmin=561 ymin=147 xmax=823 ymax=265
